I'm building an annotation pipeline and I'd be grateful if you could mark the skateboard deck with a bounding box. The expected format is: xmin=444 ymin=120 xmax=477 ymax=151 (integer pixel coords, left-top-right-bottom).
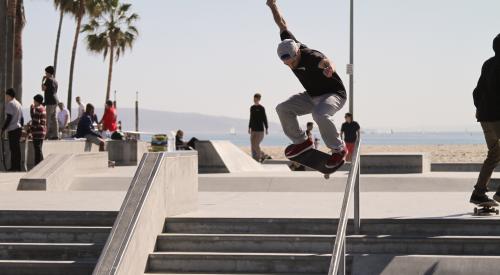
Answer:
xmin=473 ymin=203 xmax=499 ymax=216
xmin=286 ymin=145 xmax=344 ymax=179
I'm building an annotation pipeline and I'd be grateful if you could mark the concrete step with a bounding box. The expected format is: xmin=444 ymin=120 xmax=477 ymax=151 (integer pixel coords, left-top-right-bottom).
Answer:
xmin=0 ymin=260 xmax=96 ymax=275
xmin=156 ymin=234 xmax=500 ymax=255
xmin=147 ymin=252 xmax=339 ymax=274
xmin=0 ymin=211 xmax=117 ymax=226
xmin=165 ymin=218 xmax=500 ymax=236
xmin=0 ymin=226 xmax=111 ymax=243
xmin=0 ymin=243 xmax=104 ymax=260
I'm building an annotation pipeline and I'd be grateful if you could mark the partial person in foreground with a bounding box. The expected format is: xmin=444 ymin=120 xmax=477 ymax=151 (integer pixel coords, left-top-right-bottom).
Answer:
xmin=75 ymin=104 xmax=105 ymax=152
xmin=341 ymin=113 xmax=360 ymax=162
xmin=2 ymin=89 xmax=23 ymax=171
xmin=175 ymin=130 xmax=199 ymax=150
xmin=470 ymin=34 xmax=500 ymax=206
xmin=266 ymin=0 xmax=347 ymax=169
xmin=248 ymin=93 xmax=270 ymax=162
xmin=30 ymin=94 xmax=47 ymax=166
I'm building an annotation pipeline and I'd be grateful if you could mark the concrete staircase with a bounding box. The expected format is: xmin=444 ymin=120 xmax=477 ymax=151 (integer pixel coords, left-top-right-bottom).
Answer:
xmin=145 ymin=217 xmax=500 ymax=275
xmin=0 ymin=210 xmax=116 ymax=275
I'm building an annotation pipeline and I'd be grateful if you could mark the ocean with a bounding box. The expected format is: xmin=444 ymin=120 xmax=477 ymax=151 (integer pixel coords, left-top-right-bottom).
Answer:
xmin=140 ymin=131 xmax=486 ymax=147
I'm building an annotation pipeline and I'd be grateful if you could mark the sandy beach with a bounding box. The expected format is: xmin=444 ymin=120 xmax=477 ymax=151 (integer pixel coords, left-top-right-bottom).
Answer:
xmin=240 ymin=144 xmax=489 ymax=163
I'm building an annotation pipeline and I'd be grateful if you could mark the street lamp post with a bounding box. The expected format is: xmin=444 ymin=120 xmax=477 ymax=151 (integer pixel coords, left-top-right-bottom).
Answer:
xmin=348 ymin=0 xmax=354 ymax=117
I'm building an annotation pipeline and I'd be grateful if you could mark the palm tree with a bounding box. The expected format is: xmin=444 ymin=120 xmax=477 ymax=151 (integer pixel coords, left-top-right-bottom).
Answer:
xmin=5 ymin=0 xmax=16 ymax=91
xmin=0 ymin=0 xmax=7 ymax=126
xmin=65 ymin=0 xmax=103 ymax=114
xmin=13 ymin=0 xmax=25 ymax=103
xmin=82 ymin=0 xmax=138 ymax=101
xmin=52 ymin=0 xmax=75 ymax=76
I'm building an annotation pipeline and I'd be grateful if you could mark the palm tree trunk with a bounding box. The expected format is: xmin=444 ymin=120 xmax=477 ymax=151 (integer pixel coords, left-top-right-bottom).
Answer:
xmin=13 ymin=0 xmax=24 ymax=103
xmin=5 ymin=0 xmax=17 ymax=90
xmin=53 ymin=8 xmax=63 ymax=76
xmin=0 ymin=0 xmax=7 ymax=126
xmin=105 ymin=44 xmax=114 ymax=101
xmin=67 ymin=1 xmax=84 ymax=116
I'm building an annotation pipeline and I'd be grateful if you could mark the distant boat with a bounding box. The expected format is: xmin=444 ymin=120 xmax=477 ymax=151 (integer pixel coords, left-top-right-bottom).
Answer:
xmin=229 ymin=128 xmax=236 ymax=135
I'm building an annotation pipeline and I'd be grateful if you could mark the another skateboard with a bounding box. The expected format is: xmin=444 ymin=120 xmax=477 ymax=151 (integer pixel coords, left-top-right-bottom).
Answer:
xmin=473 ymin=203 xmax=499 ymax=216
xmin=286 ymin=145 xmax=344 ymax=179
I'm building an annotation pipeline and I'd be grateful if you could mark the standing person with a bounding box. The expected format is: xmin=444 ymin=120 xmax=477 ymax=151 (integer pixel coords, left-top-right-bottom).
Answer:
xmin=248 ymin=93 xmax=269 ymax=161
xmin=69 ymin=96 xmax=85 ymax=129
xmin=267 ymin=0 xmax=347 ymax=169
xmin=341 ymin=113 xmax=361 ymax=161
xmin=57 ymin=102 xmax=70 ymax=137
xmin=75 ymin=104 xmax=105 ymax=151
xmin=2 ymin=89 xmax=23 ymax=171
xmin=100 ymin=100 xmax=117 ymax=135
xmin=30 ymin=94 xmax=47 ymax=166
xmin=470 ymin=34 xmax=500 ymax=206
xmin=306 ymin=122 xmax=320 ymax=149
xmin=41 ymin=66 xmax=59 ymax=140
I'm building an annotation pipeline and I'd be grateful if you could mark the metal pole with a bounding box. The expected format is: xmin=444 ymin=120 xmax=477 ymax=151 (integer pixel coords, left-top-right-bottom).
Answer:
xmin=354 ymin=162 xmax=360 ymax=234
xmin=135 ymin=91 xmax=139 ymax=132
xmin=348 ymin=0 xmax=354 ymax=116
xmin=338 ymin=242 xmax=346 ymax=275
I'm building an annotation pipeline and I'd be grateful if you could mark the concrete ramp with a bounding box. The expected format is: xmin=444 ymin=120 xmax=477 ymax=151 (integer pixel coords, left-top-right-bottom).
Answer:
xmin=352 ymin=255 xmax=500 ymax=275
xmin=197 ymin=140 xmax=285 ymax=173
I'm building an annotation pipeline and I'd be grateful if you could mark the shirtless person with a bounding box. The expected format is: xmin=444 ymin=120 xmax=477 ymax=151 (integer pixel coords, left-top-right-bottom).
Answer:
xmin=266 ymin=0 xmax=348 ymax=169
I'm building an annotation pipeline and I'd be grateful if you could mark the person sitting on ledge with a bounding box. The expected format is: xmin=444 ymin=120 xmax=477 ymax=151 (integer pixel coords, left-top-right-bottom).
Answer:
xmin=175 ymin=130 xmax=198 ymax=150
xmin=75 ymin=103 xmax=105 ymax=151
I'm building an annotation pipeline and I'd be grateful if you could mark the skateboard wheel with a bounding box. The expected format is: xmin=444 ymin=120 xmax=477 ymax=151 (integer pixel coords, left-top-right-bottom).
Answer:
xmin=474 ymin=208 xmax=478 ymax=214
xmin=496 ymin=210 xmax=499 ymax=215
xmin=324 ymin=174 xmax=330 ymax=180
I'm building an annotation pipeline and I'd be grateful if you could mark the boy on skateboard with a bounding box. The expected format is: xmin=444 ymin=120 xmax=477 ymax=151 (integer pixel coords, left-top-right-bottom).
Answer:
xmin=266 ymin=0 xmax=348 ymax=169
xmin=470 ymin=34 xmax=500 ymax=207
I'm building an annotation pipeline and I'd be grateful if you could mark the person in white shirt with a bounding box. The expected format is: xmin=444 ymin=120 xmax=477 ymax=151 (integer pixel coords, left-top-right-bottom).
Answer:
xmin=69 ymin=96 xmax=85 ymax=129
xmin=57 ymin=102 xmax=70 ymax=137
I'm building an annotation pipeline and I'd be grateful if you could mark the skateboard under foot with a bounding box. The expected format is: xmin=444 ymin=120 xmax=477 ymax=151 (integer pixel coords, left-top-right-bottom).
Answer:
xmin=473 ymin=205 xmax=499 ymax=216
xmin=285 ymin=145 xmax=344 ymax=179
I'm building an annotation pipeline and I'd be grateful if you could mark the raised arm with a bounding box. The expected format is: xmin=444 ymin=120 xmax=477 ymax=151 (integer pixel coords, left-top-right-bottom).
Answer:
xmin=266 ymin=0 xmax=287 ymax=32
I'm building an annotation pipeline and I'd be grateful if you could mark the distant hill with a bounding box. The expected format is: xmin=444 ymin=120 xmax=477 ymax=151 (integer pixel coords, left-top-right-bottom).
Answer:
xmin=21 ymin=107 xmax=280 ymax=135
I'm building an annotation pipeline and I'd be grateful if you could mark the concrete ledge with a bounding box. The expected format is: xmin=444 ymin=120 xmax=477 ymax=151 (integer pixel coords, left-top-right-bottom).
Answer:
xmin=107 ymin=140 xmax=149 ymax=166
xmin=360 ymin=153 xmax=429 ymax=174
xmin=432 ymin=163 xmax=500 ymax=172
xmin=93 ymin=151 xmax=198 ymax=275
xmin=17 ymin=153 xmax=108 ymax=191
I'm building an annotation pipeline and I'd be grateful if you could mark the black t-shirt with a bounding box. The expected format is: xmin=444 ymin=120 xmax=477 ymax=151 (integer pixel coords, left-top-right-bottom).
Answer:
xmin=43 ymin=78 xmax=59 ymax=105
xmin=341 ymin=121 xmax=360 ymax=143
xmin=249 ymin=105 xmax=268 ymax=132
xmin=280 ymin=30 xmax=346 ymax=98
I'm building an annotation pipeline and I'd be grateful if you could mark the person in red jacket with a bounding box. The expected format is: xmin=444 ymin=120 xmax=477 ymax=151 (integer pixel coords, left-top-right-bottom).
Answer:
xmin=100 ymin=100 xmax=117 ymax=133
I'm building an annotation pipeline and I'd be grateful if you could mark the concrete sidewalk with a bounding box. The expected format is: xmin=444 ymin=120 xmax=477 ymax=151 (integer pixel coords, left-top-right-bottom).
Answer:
xmin=175 ymin=191 xmax=500 ymax=220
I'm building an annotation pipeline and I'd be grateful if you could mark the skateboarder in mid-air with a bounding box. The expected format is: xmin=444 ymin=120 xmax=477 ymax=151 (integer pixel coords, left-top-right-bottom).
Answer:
xmin=266 ymin=0 xmax=348 ymax=169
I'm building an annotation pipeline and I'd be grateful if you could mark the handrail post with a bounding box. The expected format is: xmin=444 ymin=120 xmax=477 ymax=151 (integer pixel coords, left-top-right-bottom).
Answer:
xmin=354 ymin=162 xmax=360 ymax=234
xmin=338 ymin=241 xmax=346 ymax=275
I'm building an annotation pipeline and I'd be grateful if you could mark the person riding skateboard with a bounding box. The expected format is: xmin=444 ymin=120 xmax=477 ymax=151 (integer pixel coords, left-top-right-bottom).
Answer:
xmin=470 ymin=34 xmax=500 ymax=206
xmin=266 ymin=0 xmax=348 ymax=169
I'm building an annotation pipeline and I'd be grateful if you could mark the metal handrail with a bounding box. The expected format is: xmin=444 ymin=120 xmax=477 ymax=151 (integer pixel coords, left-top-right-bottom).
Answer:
xmin=328 ymin=137 xmax=362 ymax=275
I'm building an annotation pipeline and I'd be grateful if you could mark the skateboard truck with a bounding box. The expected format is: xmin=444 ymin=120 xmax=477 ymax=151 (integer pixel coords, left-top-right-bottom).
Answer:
xmin=473 ymin=206 xmax=499 ymax=216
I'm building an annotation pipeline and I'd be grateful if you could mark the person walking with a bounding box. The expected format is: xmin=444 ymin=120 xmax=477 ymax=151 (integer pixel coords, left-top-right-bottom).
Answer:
xmin=30 ymin=94 xmax=47 ymax=166
xmin=341 ymin=113 xmax=360 ymax=161
xmin=2 ymin=89 xmax=23 ymax=171
xmin=42 ymin=66 xmax=59 ymax=140
xmin=470 ymin=34 xmax=500 ymax=206
xmin=248 ymin=93 xmax=269 ymax=162
xmin=267 ymin=0 xmax=347 ymax=169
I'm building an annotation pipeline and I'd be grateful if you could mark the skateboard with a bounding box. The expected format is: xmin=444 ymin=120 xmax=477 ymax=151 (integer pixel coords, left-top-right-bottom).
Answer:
xmin=473 ymin=204 xmax=499 ymax=216
xmin=285 ymin=145 xmax=344 ymax=179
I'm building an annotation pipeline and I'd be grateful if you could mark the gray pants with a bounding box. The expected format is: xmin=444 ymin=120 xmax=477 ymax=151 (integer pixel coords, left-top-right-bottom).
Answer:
xmin=276 ymin=92 xmax=346 ymax=150
xmin=475 ymin=121 xmax=500 ymax=193
xmin=250 ymin=131 xmax=265 ymax=160
xmin=46 ymin=105 xmax=59 ymax=139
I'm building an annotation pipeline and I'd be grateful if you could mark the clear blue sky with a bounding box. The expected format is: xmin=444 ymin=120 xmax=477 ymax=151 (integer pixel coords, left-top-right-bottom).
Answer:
xmin=23 ymin=0 xmax=500 ymax=131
